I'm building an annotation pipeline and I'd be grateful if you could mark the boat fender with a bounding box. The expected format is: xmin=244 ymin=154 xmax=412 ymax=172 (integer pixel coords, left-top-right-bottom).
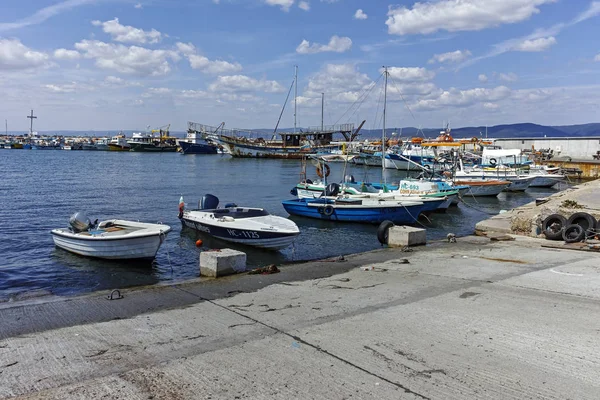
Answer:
xmin=316 ymin=164 xmax=331 ymax=178
xmin=323 ymin=205 xmax=334 ymax=216
xmin=424 ymin=164 xmax=431 ymax=170
xmin=377 ymin=220 xmax=395 ymax=245
xmin=489 ymin=158 xmax=497 ymax=166
xmin=290 ymin=187 xmax=298 ymax=196
xmin=542 ymin=214 xmax=566 ymax=240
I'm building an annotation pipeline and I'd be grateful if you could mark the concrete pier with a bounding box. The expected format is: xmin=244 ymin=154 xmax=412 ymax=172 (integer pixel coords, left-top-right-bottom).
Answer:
xmin=1 ymin=234 xmax=600 ymax=399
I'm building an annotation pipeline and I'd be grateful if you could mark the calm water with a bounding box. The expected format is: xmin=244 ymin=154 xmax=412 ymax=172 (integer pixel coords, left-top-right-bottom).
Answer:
xmin=0 ymin=150 xmax=565 ymax=300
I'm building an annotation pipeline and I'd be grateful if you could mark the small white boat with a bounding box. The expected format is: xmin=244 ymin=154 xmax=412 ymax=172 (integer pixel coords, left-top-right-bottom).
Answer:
xmin=51 ymin=213 xmax=171 ymax=260
xmin=179 ymin=194 xmax=299 ymax=250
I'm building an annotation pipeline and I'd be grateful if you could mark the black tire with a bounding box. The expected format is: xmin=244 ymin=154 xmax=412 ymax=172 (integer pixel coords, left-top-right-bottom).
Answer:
xmin=542 ymin=214 xmax=567 ymax=240
xmin=489 ymin=158 xmax=497 ymax=166
xmin=563 ymin=224 xmax=585 ymax=243
xmin=377 ymin=220 xmax=394 ymax=245
xmin=566 ymin=212 xmax=597 ymax=233
xmin=323 ymin=205 xmax=334 ymax=216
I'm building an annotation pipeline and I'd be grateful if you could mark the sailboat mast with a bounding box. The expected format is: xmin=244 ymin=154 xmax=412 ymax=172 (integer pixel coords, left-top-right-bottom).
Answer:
xmin=382 ymin=67 xmax=388 ymax=171
xmin=294 ymin=65 xmax=298 ymax=134
xmin=321 ymin=92 xmax=324 ymax=131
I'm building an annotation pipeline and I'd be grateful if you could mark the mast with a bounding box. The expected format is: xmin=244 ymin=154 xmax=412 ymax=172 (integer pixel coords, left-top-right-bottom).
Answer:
xmin=382 ymin=66 xmax=388 ymax=171
xmin=5 ymin=119 xmax=7 ymax=136
xmin=294 ymin=65 xmax=298 ymax=134
xmin=321 ymin=92 xmax=324 ymax=131
xmin=27 ymin=109 xmax=37 ymax=136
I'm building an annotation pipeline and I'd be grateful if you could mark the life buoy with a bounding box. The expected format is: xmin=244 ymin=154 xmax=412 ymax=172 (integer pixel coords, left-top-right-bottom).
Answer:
xmin=471 ymin=137 xmax=478 ymax=143
xmin=323 ymin=205 xmax=334 ymax=216
xmin=489 ymin=158 xmax=497 ymax=166
xmin=316 ymin=164 xmax=331 ymax=178
xmin=424 ymin=164 xmax=431 ymax=170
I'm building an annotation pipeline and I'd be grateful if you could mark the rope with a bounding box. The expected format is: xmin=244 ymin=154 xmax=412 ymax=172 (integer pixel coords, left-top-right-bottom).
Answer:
xmin=334 ymin=74 xmax=383 ymax=125
xmin=457 ymin=194 xmax=497 ymax=215
xmin=388 ymin=75 xmax=417 ymax=121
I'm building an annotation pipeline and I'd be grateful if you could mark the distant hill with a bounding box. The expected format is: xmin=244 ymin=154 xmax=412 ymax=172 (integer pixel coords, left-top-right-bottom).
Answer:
xmin=9 ymin=122 xmax=600 ymax=139
xmin=358 ymin=122 xmax=600 ymax=140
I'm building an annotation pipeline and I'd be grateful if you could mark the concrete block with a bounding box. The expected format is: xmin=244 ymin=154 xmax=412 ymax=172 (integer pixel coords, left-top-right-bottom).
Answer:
xmin=200 ymin=248 xmax=247 ymax=277
xmin=388 ymin=225 xmax=426 ymax=247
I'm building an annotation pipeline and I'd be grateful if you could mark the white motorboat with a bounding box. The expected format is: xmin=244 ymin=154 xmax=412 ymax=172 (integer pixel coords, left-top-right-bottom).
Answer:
xmin=179 ymin=194 xmax=299 ymax=250
xmin=51 ymin=213 xmax=171 ymax=260
xmin=453 ymin=179 xmax=511 ymax=197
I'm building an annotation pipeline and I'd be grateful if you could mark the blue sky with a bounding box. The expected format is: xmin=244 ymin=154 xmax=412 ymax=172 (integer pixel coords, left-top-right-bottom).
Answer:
xmin=1 ymin=0 xmax=599 ymax=132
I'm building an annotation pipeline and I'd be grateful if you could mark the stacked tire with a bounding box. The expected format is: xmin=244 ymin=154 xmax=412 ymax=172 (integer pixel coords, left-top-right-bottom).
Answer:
xmin=542 ymin=212 xmax=597 ymax=243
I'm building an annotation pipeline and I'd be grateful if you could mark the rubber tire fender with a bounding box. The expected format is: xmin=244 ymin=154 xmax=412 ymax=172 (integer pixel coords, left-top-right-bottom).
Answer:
xmin=377 ymin=220 xmax=395 ymax=245
xmin=563 ymin=224 xmax=585 ymax=243
xmin=489 ymin=158 xmax=497 ymax=166
xmin=566 ymin=212 xmax=597 ymax=233
xmin=323 ymin=205 xmax=334 ymax=216
xmin=542 ymin=213 xmax=567 ymax=240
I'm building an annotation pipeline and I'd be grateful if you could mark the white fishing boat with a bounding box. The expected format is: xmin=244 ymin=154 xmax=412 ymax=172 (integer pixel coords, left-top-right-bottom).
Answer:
xmin=51 ymin=213 xmax=171 ymax=260
xmin=179 ymin=195 xmax=299 ymax=250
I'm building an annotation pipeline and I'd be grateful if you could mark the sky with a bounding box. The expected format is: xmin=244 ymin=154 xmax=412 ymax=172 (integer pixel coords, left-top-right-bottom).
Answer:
xmin=1 ymin=0 xmax=600 ymax=132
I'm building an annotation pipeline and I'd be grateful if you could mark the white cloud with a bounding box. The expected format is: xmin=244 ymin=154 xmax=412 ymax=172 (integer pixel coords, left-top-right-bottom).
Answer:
xmin=429 ymin=49 xmax=471 ymax=64
xmin=304 ymin=64 xmax=374 ymax=103
xmin=74 ymin=40 xmax=178 ymax=76
xmin=498 ymin=72 xmax=518 ymax=82
xmin=354 ymin=9 xmax=368 ymax=20
xmin=513 ymin=36 xmax=556 ymax=52
xmin=386 ymin=0 xmax=554 ymax=35
xmin=175 ymin=42 xmax=242 ymax=74
xmin=483 ymin=102 xmax=499 ymax=109
xmin=44 ymin=83 xmax=77 ymax=93
xmin=595 ymin=53 xmax=600 ymax=62
xmin=103 ymin=75 xmax=142 ymax=87
xmin=478 ymin=74 xmax=488 ymax=83
xmin=208 ymin=75 xmax=285 ymax=93
xmin=387 ymin=67 xmax=435 ymax=82
xmin=414 ymin=86 xmax=512 ymax=110
xmin=0 ymin=0 xmax=98 ymax=32
xmin=298 ymin=1 xmax=310 ymax=11
xmin=91 ymin=18 xmax=162 ymax=44
xmin=265 ymin=0 xmax=295 ymax=12
xmin=296 ymin=35 xmax=352 ymax=54
xmin=0 ymin=38 xmax=50 ymax=70
xmin=134 ymin=2 xmax=142 ymax=9
xmin=53 ymin=48 xmax=81 ymax=60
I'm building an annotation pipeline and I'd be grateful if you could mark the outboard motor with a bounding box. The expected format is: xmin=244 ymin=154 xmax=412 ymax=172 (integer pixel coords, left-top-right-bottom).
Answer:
xmin=344 ymin=175 xmax=356 ymax=183
xmin=325 ymin=182 xmax=340 ymax=197
xmin=201 ymin=194 xmax=219 ymax=210
xmin=69 ymin=212 xmax=92 ymax=233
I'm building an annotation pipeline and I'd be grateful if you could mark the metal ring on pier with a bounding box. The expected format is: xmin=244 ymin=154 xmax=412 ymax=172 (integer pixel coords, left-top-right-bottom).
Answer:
xmin=106 ymin=289 xmax=124 ymax=300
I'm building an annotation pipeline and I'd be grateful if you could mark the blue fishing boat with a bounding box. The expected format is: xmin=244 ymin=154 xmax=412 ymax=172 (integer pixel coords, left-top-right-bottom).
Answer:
xmin=181 ymin=122 xmax=223 ymax=154
xmin=281 ymin=197 xmax=428 ymax=224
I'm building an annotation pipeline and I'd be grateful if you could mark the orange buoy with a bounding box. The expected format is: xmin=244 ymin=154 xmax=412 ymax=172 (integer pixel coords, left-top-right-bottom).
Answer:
xmin=195 ymin=239 xmax=203 ymax=247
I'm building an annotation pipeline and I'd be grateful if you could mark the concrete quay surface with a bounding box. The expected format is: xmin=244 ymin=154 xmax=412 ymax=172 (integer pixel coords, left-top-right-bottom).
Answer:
xmin=2 ymin=236 xmax=600 ymax=399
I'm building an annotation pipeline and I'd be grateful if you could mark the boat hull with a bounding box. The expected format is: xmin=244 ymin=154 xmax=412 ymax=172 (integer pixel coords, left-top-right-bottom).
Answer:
xmin=130 ymin=142 xmax=178 ymax=152
xmin=219 ymin=136 xmax=338 ymax=159
xmin=107 ymin=144 xmax=131 ymax=151
xmin=282 ymin=198 xmax=426 ymax=224
xmin=51 ymin=231 xmax=168 ymax=259
xmin=529 ymin=175 xmax=564 ymax=188
xmin=179 ymin=141 xmax=218 ymax=155
xmin=180 ymin=217 xmax=298 ymax=250
xmin=454 ymin=181 xmax=510 ymax=197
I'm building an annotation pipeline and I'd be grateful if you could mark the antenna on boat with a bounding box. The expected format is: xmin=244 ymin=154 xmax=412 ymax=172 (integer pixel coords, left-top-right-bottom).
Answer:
xmin=294 ymin=65 xmax=298 ymax=134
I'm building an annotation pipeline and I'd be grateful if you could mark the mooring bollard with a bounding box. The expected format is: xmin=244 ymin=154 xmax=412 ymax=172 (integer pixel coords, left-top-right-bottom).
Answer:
xmin=200 ymin=249 xmax=247 ymax=277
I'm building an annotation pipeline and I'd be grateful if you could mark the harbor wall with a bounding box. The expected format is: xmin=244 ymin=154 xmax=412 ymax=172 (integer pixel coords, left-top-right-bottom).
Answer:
xmin=494 ymin=136 xmax=600 ymax=159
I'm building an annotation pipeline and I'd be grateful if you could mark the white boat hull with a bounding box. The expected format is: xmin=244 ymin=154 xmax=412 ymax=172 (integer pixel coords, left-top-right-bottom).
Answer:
xmin=51 ymin=220 xmax=170 ymax=260
xmin=529 ymin=175 xmax=564 ymax=188
xmin=455 ymin=181 xmax=510 ymax=197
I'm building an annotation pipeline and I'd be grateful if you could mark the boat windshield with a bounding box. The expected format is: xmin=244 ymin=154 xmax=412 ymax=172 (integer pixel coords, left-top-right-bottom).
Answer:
xmin=212 ymin=208 xmax=269 ymax=219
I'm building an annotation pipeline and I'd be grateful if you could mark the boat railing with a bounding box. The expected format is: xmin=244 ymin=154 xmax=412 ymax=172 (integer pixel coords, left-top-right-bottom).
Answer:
xmin=306 ymin=123 xmax=355 ymax=134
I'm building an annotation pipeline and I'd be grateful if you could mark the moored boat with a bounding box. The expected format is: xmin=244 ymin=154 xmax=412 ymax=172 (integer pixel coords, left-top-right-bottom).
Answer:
xmin=51 ymin=213 xmax=171 ymax=260
xmin=108 ymin=135 xmax=131 ymax=151
xmin=453 ymin=179 xmax=511 ymax=197
xmin=179 ymin=195 xmax=299 ymax=250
